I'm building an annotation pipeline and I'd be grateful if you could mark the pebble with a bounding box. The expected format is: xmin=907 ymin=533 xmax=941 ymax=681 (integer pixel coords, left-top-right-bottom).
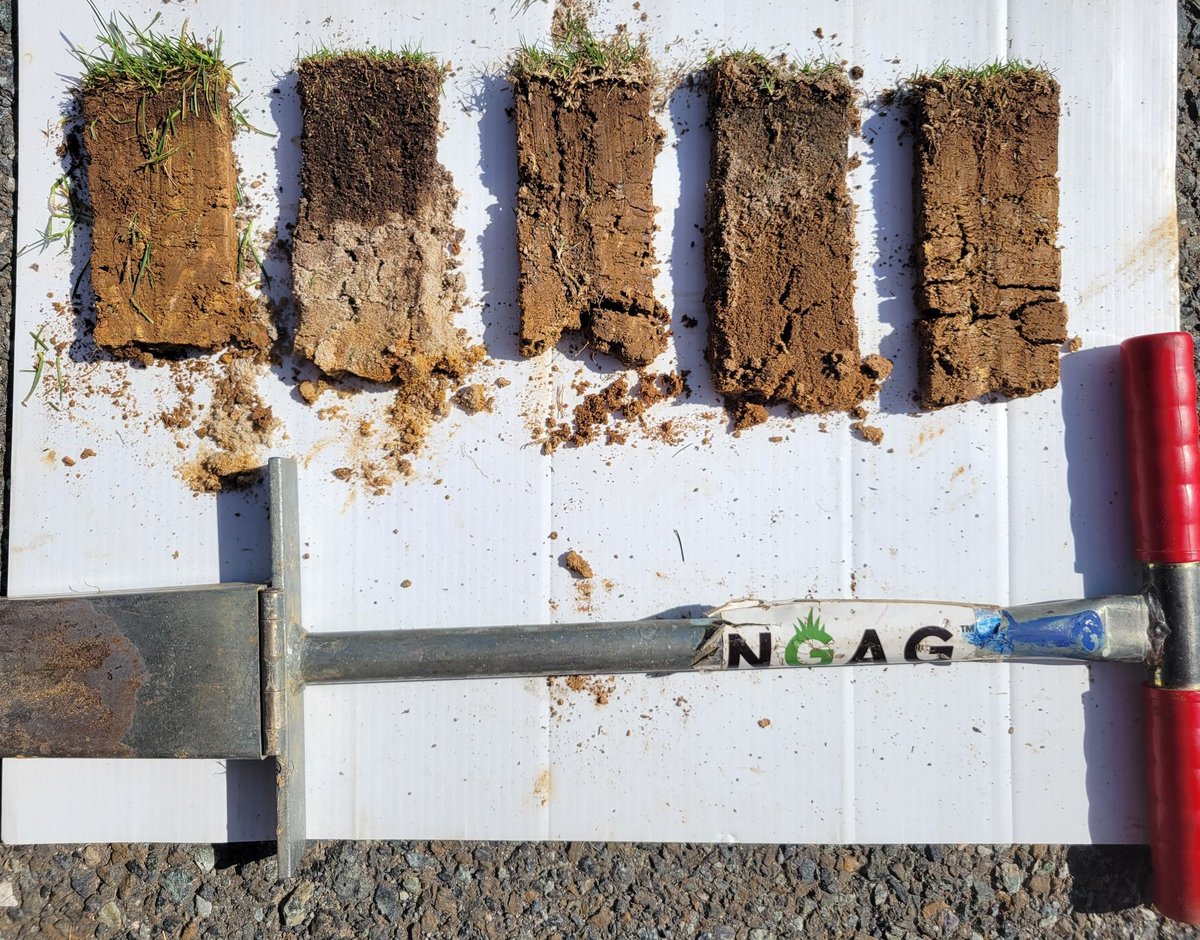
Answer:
xmin=405 ymin=851 xmax=437 ymax=871
xmin=160 ymin=868 xmax=195 ymax=906
xmin=0 ymin=879 xmax=17 ymax=908
xmin=374 ymin=882 xmax=398 ymax=920
xmin=195 ymin=895 xmax=213 ymax=918
xmin=999 ymin=861 xmax=1023 ymax=894
xmin=98 ymin=900 xmax=124 ymax=930
xmin=193 ymin=846 xmax=216 ymax=875
xmin=69 ymin=869 xmax=99 ymax=899
xmin=281 ymin=880 xmax=315 ymax=927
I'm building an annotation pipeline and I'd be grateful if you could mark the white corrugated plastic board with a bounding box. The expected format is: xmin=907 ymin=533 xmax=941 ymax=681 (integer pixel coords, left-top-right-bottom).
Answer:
xmin=2 ymin=0 xmax=1177 ymax=844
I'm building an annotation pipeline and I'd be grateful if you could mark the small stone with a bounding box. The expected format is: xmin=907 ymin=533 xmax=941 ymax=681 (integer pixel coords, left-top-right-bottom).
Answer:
xmin=193 ymin=846 xmax=215 ymax=874
xmin=282 ymin=879 xmax=315 ymax=927
xmin=0 ymin=879 xmax=17 ymax=908
xmin=195 ymin=895 xmax=212 ymax=918
xmin=374 ymin=882 xmax=398 ymax=920
xmin=402 ymin=877 xmax=421 ymax=893
xmin=161 ymin=868 xmax=195 ymax=905
xmin=98 ymin=900 xmax=124 ymax=930
xmin=797 ymin=856 xmax=817 ymax=883
xmin=81 ymin=845 xmax=106 ymax=867
xmin=70 ymin=868 xmax=99 ymax=899
xmin=405 ymin=851 xmax=437 ymax=871
xmin=998 ymin=862 xmax=1023 ymax=894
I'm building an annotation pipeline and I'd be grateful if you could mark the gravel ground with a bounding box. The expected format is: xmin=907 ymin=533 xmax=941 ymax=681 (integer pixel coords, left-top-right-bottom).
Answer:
xmin=3 ymin=3 xmax=1200 ymax=939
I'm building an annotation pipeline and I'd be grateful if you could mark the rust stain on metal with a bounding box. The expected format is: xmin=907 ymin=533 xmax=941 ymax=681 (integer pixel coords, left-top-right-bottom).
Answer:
xmin=0 ymin=600 xmax=148 ymax=757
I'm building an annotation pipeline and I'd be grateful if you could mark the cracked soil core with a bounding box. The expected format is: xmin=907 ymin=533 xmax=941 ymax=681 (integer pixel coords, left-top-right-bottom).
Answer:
xmin=911 ymin=70 xmax=1066 ymax=407
xmin=512 ymin=74 xmax=668 ymax=367
xmin=705 ymin=59 xmax=889 ymax=415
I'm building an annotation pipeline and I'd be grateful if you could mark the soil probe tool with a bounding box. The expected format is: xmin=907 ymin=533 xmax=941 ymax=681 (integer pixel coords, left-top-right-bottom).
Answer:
xmin=2 ymin=332 xmax=1199 ymax=920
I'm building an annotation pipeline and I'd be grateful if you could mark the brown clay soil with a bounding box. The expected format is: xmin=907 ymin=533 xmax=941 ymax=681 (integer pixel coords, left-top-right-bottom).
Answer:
xmin=79 ymin=82 xmax=272 ymax=355
xmin=705 ymin=58 xmax=889 ymax=415
xmin=910 ymin=70 xmax=1065 ymax=407
xmin=293 ymin=57 xmax=475 ymax=387
xmin=512 ymin=74 xmax=668 ymax=366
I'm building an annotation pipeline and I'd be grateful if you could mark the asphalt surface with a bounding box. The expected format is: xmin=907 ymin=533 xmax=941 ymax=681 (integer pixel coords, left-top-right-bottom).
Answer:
xmin=2 ymin=3 xmax=1200 ymax=938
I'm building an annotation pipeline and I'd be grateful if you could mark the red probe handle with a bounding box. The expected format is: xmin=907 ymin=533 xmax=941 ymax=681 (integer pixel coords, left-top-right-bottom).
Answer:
xmin=1121 ymin=332 xmax=1200 ymax=564
xmin=1145 ymin=686 xmax=1200 ymax=924
xmin=1125 ymin=333 xmax=1200 ymax=923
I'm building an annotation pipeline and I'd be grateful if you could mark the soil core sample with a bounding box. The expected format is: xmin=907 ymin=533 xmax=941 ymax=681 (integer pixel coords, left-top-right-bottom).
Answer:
xmin=293 ymin=54 xmax=476 ymax=390
xmin=77 ymin=21 xmax=272 ymax=355
xmin=910 ymin=67 xmax=1065 ymax=407
xmin=510 ymin=22 xmax=668 ymax=367
xmin=705 ymin=56 xmax=889 ymax=416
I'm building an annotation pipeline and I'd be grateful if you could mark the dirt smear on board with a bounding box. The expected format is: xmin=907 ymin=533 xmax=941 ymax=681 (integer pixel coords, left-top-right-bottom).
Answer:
xmin=705 ymin=56 xmax=890 ymax=418
xmin=909 ymin=69 xmax=1065 ymax=407
xmin=78 ymin=82 xmax=272 ymax=356
xmin=291 ymin=55 xmax=483 ymax=485
xmin=510 ymin=26 xmax=668 ymax=367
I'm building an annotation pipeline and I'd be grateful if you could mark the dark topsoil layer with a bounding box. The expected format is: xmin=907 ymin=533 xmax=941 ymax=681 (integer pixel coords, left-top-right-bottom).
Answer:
xmin=80 ymin=81 xmax=270 ymax=356
xmin=911 ymin=70 xmax=1066 ymax=408
xmin=295 ymin=56 xmax=443 ymax=230
xmin=705 ymin=58 xmax=889 ymax=416
xmin=512 ymin=74 xmax=668 ymax=367
xmin=292 ymin=57 xmax=473 ymax=388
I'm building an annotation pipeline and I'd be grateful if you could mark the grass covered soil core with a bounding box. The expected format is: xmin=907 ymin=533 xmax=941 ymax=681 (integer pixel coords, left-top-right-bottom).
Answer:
xmin=76 ymin=16 xmax=272 ymax=356
xmin=705 ymin=55 xmax=890 ymax=416
xmin=910 ymin=66 xmax=1065 ymax=407
xmin=510 ymin=22 xmax=668 ymax=367
xmin=292 ymin=55 xmax=478 ymax=394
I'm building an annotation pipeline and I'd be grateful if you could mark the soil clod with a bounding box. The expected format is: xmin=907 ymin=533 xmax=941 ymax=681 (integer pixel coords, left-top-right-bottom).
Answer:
xmin=562 ymin=550 xmax=594 ymax=580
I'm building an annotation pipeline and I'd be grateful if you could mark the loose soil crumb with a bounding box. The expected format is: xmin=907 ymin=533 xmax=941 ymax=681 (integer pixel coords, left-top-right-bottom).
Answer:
xmin=454 ymin=383 xmax=495 ymax=415
xmin=1067 ymin=335 xmax=1083 ymax=352
xmin=758 ymin=718 xmax=771 ymax=728
xmin=78 ymin=81 xmax=272 ymax=355
xmin=910 ymin=69 xmax=1065 ymax=407
xmin=562 ymin=550 xmax=594 ymax=579
xmin=180 ymin=357 xmax=278 ymax=493
xmin=511 ymin=45 xmax=668 ymax=366
xmin=79 ymin=448 xmax=96 ymax=459
xmin=564 ymin=674 xmax=616 ymax=705
xmin=705 ymin=56 xmax=888 ymax=416
xmin=538 ymin=371 xmax=687 ymax=452
xmin=852 ymin=422 xmax=885 ymax=444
